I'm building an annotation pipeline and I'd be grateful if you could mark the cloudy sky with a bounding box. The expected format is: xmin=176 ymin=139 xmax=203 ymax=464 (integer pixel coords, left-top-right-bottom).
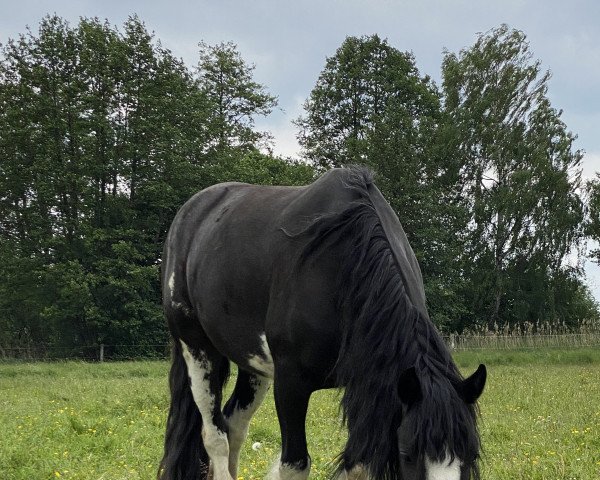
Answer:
xmin=2 ymin=0 xmax=600 ymax=294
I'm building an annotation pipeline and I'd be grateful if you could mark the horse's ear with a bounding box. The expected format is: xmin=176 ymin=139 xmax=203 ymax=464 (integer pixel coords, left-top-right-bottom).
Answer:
xmin=398 ymin=366 xmax=422 ymax=406
xmin=456 ymin=364 xmax=487 ymax=404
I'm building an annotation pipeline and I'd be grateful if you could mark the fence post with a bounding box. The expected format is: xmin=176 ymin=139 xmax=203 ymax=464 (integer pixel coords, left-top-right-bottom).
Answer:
xmin=99 ymin=344 xmax=104 ymax=362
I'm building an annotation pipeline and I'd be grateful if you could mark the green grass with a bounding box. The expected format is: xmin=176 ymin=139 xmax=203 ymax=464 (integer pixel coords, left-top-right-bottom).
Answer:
xmin=1 ymin=350 xmax=599 ymax=479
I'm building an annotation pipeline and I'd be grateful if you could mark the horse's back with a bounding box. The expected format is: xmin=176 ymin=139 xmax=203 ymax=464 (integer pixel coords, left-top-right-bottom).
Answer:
xmin=164 ymin=169 xmax=366 ymax=299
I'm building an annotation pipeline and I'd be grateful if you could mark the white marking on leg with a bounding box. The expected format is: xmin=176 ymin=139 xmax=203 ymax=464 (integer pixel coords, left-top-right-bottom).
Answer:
xmin=268 ymin=454 xmax=310 ymax=480
xmin=247 ymin=333 xmax=274 ymax=378
xmin=172 ymin=299 xmax=192 ymax=315
xmin=336 ymin=464 xmax=369 ymax=480
xmin=168 ymin=272 xmax=192 ymax=315
xmin=226 ymin=375 xmax=271 ymax=477
xmin=425 ymin=454 xmax=461 ymax=480
xmin=180 ymin=341 xmax=233 ymax=480
xmin=168 ymin=272 xmax=175 ymax=298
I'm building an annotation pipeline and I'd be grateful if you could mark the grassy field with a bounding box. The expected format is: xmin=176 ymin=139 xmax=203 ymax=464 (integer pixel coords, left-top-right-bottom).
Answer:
xmin=1 ymin=349 xmax=599 ymax=480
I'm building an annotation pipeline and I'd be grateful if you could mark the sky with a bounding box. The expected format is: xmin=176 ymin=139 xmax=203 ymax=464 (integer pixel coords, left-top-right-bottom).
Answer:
xmin=2 ymin=0 xmax=600 ymax=296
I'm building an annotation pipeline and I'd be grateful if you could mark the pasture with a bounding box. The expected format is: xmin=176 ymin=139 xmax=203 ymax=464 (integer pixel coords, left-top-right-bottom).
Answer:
xmin=1 ymin=349 xmax=599 ymax=480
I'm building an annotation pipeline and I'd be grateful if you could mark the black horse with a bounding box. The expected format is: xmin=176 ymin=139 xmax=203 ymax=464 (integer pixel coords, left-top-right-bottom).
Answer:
xmin=158 ymin=167 xmax=486 ymax=480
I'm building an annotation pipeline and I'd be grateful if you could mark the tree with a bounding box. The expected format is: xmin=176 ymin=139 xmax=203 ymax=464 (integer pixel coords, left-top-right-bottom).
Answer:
xmin=0 ymin=15 xmax=199 ymax=353
xmin=585 ymin=176 xmax=600 ymax=265
xmin=297 ymin=35 xmax=468 ymax=328
xmin=297 ymin=35 xmax=436 ymax=169
xmin=207 ymin=150 xmax=315 ymax=186
xmin=0 ymin=15 xmax=313 ymax=355
xmin=196 ymin=41 xmax=277 ymax=157
xmin=442 ymin=25 xmax=585 ymax=328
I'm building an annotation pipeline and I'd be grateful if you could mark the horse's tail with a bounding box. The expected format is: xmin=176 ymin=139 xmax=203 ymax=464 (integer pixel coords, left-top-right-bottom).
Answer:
xmin=158 ymin=338 xmax=209 ymax=480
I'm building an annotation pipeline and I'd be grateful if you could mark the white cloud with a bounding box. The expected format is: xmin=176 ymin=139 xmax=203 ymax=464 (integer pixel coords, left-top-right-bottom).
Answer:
xmin=582 ymin=151 xmax=600 ymax=181
xmin=256 ymin=95 xmax=306 ymax=159
xmin=583 ymin=241 xmax=600 ymax=301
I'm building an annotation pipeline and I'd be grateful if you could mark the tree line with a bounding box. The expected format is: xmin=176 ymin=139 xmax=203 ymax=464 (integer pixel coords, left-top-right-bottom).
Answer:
xmin=1 ymin=16 xmax=599 ymax=356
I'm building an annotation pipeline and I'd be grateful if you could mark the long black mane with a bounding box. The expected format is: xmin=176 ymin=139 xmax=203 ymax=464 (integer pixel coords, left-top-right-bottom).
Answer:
xmin=299 ymin=168 xmax=480 ymax=480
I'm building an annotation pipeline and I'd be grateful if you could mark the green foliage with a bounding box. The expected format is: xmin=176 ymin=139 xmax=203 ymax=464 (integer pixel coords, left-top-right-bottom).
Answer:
xmin=585 ymin=176 xmax=600 ymax=260
xmin=0 ymin=15 xmax=301 ymax=354
xmin=297 ymin=29 xmax=594 ymax=331
xmin=442 ymin=25 xmax=587 ymax=329
xmin=197 ymin=41 xmax=278 ymax=156
xmin=297 ymin=34 xmax=471 ymax=328
xmin=0 ymin=249 xmax=47 ymax=350
xmin=297 ymin=34 xmax=436 ymax=170
xmin=1 ymin=17 xmax=597 ymax=353
xmin=207 ymin=151 xmax=315 ymax=186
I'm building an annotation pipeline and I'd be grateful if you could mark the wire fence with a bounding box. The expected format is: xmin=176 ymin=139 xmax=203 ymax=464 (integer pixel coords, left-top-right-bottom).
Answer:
xmin=1 ymin=333 xmax=599 ymax=361
xmin=0 ymin=343 xmax=170 ymax=362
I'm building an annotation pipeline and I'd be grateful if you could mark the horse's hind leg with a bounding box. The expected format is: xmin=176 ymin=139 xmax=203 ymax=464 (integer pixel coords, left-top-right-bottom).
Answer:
xmin=223 ymin=369 xmax=271 ymax=478
xmin=180 ymin=340 xmax=233 ymax=480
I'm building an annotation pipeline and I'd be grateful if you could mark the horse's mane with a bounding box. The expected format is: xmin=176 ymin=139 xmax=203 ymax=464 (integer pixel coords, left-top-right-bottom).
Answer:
xmin=298 ymin=167 xmax=480 ymax=480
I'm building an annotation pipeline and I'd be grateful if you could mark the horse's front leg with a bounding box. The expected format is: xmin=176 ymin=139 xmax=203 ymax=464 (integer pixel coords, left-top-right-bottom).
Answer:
xmin=269 ymin=368 xmax=312 ymax=480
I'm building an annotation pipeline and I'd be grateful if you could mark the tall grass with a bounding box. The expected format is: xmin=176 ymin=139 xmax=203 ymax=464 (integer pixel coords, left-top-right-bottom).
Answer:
xmin=445 ymin=319 xmax=600 ymax=350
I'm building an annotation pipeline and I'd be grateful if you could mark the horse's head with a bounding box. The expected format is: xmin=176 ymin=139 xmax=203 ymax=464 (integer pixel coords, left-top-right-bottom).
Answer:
xmin=396 ymin=364 xmax=487 ymax=480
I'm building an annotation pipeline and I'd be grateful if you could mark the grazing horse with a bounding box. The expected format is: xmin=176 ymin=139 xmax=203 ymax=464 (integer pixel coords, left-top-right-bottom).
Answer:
xmin=158 ymin=167 xmax=486 ymax=480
